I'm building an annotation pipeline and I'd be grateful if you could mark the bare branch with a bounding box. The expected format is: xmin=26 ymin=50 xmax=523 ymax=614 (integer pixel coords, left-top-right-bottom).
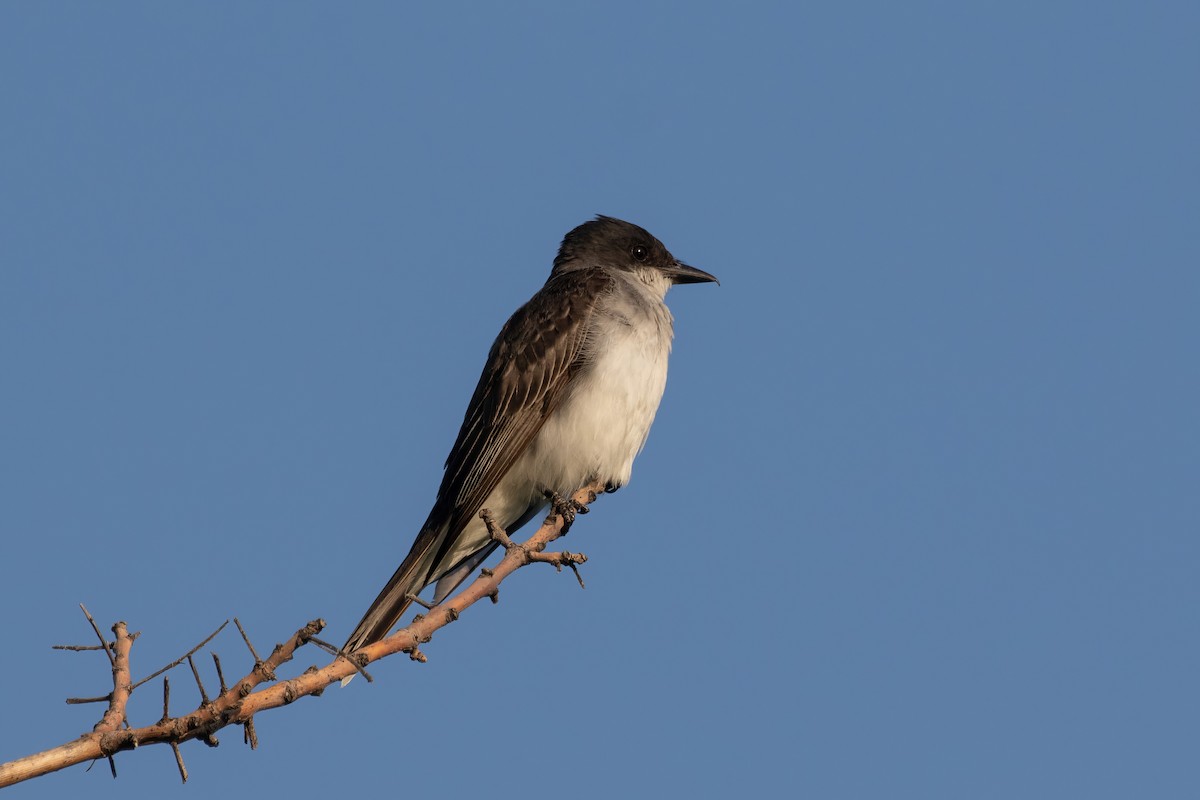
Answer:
xmin=94 ymin=622 xmax=134 ymax=736
xmin=0 ymin=481 xmax=605 ymax=789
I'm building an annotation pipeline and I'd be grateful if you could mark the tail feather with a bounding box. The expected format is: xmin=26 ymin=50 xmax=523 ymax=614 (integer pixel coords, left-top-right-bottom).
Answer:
xmin=342 ymin=561 xmax=422 ymax=654
xmin=340 ymin=500 xmax=545 ymax=677
xmin=432 ymin=542 xmax=500 ymax=604
xmin=342 ymin=523 xmax=446 ymax=655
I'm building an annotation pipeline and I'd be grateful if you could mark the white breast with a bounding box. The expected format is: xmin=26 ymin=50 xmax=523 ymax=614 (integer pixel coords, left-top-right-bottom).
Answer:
xmin=521 ymin=270 xmax=676 ymax=495
xmin=439 ymin=272 xmax=677 ymax=575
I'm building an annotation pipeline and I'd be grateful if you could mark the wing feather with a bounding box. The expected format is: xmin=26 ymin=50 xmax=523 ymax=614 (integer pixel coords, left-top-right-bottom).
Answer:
xmin=424 ymin=268 xmax=610 ymax=574
xmin=340 ymin=268 xmax=612 ymax=652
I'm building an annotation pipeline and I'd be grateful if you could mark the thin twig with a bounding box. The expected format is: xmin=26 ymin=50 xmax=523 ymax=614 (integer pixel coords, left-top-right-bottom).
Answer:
xmin=170 ymin=742 xmax=187 ymax=784
xmin=131 ymin=620 xmax=229 ymax=691
xmin=187 ymin=655 xmax=210 ymax=706
xmin=566 ymin=559 xmax=586 ymax=588
xmin=212 ymin=653 xmax=228 ymax=695
xmin=234 ymin=618 xmax=261 ymax=664
xmin=405 ymin=592 xmax=436 ymax=611
xmin=310 ymin=636 xmax=373 ymax=683
xmin=52 ymin=644 xmax=108 ymax=652
xmin=481 ymin=509 xmax=515 ymax=549
xmin=79 ymin=604 xmax=114 ymax=667
xmin=244 ymin=717 xmax=258 ymax=750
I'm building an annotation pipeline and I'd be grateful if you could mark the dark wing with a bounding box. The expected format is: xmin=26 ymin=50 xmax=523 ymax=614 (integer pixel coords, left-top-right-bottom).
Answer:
xmin=342 ymin=268 xmax=610 ymax=652
xmin=426 ymin=266 xmax=611 ymax=570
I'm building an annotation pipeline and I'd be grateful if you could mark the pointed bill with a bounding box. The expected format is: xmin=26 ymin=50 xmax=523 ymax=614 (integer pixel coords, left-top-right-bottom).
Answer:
xmin=663 ymin=260 xmax=719 ymax=285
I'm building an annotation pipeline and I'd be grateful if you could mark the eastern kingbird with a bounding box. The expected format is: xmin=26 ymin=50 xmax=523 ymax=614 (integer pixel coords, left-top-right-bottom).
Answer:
xmin=343 ymin=215 xmax=717 ymax=653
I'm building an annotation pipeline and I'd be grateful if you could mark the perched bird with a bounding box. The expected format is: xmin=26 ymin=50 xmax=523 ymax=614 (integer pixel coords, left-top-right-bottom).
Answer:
xmin=343 ymin=215 xmax=717 ymax=654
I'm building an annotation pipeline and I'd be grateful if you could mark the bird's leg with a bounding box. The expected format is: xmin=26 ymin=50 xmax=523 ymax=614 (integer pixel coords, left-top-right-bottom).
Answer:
xmin=542 ymin=489 xmax=589 ymax=533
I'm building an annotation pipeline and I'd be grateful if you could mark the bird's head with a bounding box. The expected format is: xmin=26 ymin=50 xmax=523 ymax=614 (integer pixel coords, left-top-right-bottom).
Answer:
xmin=551 ymin=215 xmax=718 ymax=287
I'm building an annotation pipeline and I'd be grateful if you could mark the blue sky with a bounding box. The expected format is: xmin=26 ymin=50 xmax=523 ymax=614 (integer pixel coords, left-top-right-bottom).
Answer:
xmin=2 ymin=2 xmax=1197 ymax=797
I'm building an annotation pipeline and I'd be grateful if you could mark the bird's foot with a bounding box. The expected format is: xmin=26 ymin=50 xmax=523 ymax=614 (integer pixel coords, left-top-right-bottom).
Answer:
xmin=543 ymin=489 xmax=588 ymax=533
xmin=604 ymin=481 xmax=621 ymax=494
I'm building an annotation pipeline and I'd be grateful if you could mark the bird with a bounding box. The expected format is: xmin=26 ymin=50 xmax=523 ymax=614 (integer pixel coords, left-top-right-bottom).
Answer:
xmin=342 ymin=215 xmax=717 ymax=655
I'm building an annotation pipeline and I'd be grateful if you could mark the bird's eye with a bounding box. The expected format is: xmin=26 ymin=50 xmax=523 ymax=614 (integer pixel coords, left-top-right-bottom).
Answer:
xmin=631 ymin=245 xmax=649 ymax=262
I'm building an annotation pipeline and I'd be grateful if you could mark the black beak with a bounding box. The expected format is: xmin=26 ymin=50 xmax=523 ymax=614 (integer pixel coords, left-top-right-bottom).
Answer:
xmin=665 ymin=260 xmax=720 ymax=286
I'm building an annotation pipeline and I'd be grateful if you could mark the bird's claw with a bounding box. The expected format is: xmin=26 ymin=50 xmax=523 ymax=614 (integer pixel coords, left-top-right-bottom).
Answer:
xmin=543 ymin=490 xmax=587 ymax=532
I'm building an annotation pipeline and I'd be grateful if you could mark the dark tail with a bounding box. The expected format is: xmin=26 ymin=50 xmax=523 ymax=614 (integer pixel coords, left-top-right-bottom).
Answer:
xmin=342 ymin=525 xmax=443 ymax=653
xmin=342 ymin=566 xmax=419 ymax=654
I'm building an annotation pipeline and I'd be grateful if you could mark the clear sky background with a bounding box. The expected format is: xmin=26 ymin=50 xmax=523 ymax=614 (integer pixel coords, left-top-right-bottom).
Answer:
xmin=2 ymin=3 xmax=1197 ymax=798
